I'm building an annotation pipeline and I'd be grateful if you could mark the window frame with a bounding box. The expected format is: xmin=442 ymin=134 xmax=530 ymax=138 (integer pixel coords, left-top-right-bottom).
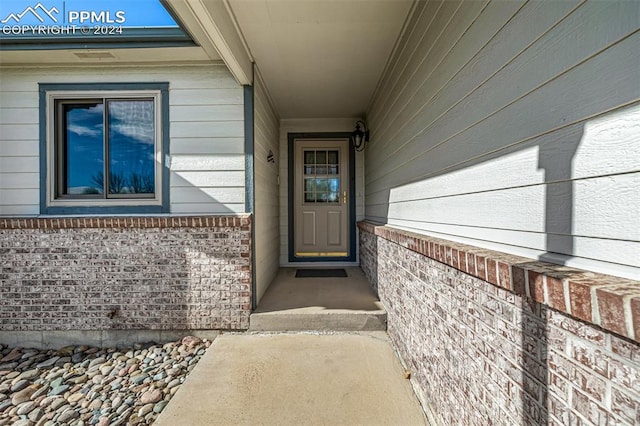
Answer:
xmin=39 ymin=83 xmax=170 ymax=214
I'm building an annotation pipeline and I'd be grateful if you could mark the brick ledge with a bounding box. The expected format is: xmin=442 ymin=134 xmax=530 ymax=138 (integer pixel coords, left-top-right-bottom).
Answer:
xmin=358 ymin=221 xmax=640 ymax=344
xmin=0 ymin=214 xmax=252 ymax=230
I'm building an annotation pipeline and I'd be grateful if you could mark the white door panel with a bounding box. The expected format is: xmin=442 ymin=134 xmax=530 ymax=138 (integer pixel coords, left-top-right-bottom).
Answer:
xmin=302 ymin=211 xmax=316 ymax=245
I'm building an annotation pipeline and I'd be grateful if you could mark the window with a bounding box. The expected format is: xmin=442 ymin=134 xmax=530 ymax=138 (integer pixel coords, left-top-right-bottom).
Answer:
xmin=40 ymin=83 xmax=169 ymax=214
xmin=303 ymin=149 xmax=340 ymax=203
xmin=56 ymin=98 xmax=157 ymax=198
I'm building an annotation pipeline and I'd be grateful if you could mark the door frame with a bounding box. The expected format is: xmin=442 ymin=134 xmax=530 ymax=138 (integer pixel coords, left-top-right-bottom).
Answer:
xmin=288 ymin=132 xmax=356 ymax=263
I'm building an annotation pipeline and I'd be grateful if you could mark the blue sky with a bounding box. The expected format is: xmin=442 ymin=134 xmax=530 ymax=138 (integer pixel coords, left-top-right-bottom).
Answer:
xmin=0 ymin=0 xmax=178 ymax=28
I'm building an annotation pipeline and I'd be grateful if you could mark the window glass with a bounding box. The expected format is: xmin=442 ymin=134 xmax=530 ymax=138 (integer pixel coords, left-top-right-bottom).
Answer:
xmin=63 ymin=102 xmax=105 ymax=195
xmin=301 ymin=149 xmax=341 ymax=203
xmin=55 ymin=96 xmax=157 ymax=200
xmin=107 ymin=100 xmax=155 ymax=195
xmin=304 ymin=151 xmax=315 ymax=164
xmin=304 ymin=179 xmax=316 ymax=192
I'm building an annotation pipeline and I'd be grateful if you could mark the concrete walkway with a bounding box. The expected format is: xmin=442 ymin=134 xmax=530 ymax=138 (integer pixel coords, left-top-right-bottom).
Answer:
xmin=155 ymin=332 xmax=427 ymax=426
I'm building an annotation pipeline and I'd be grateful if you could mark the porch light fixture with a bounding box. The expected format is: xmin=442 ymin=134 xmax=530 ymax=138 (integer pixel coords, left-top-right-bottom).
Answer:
xmin=351 ymin=120 xmax=369 ymax=152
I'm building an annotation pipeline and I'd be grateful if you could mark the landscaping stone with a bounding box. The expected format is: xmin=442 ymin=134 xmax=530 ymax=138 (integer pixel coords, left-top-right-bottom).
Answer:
xmin=48 ymin=385 xmax=69 ymax=397
xmin=140 ymin=389 xmax=162 ymax=404
xmin=11 ymin=387 xmax=36 ymax=405
xmin=58 ymin=407 xmax=79 ymax=422
xmin=0 ymin=337 xmax=209 ymax=425
xmin=10 ymin=380 xmax=29 ymax=393
xmin=36 ymin=357 xmax=59 ymax=369
xmin=17 ymin=369 xmax=40 ymax=381
xmin=1 ymin=349 xmax=22 ymax=363
xmin=16 ymin=400 xmax=36 ymax=415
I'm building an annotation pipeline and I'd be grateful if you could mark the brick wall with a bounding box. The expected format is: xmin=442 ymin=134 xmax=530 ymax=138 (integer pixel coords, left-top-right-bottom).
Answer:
xmin=359 ymin=222 xmax=640 ymax=426
xmin=0 ymin=216 xmax=252 ymax=332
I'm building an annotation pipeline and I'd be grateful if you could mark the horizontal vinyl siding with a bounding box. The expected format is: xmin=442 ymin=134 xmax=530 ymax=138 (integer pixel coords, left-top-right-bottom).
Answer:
xmin=0 ymin=64 xmax=245 ymax=216
xmin=366 ymin=0 xmax=640 ymax=279
xmin=165 ymin=65 xmax=245 ymax=214
xmin=253 ymin=71 xmax=280 ymax=303
xmin=0 ymin=74 xmax=39 ymax=214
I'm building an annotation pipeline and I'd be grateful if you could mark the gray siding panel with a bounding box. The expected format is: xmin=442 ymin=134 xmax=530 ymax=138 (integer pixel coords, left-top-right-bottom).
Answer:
xmin=366 ymin=0 xmax=640 ymax=279
xmin=253 ymin=71 xmax=280 ymax=303
xmin=0 ymin=64 xmax=245 ymax=215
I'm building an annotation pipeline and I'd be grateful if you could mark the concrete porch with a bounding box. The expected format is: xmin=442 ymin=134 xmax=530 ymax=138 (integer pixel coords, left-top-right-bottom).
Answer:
xmin=249 ymin=267 xmax=387 ymax=332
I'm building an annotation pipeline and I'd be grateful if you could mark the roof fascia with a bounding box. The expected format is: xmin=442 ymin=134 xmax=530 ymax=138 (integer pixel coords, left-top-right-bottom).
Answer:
xmin=164 ymin=0 xmax=252 ymax=85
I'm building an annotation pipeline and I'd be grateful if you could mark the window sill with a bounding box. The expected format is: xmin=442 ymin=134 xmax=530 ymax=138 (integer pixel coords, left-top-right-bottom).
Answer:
xmin=41 ymin=205 xmax=167 ymax=215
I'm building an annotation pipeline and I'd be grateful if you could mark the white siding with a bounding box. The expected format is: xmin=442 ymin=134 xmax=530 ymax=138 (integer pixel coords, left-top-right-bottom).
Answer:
xmin=0 ymin=64 xmax=245 ymax=215
xmin=253 ymin=70 xmax=280 ymax=303
xmin=366 ymin=0 xmax=640 ymax=279
xmin=279 ymin=118 xmax=366 ymax=266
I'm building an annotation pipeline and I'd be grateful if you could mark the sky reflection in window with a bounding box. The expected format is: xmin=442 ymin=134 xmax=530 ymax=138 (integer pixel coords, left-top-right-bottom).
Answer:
xmin=65 ymin=102 xmax=104 ymax=195
xmin=108 ymin=100 xmax=155 ymax=194
xmin=63 ymin=99 xmax=155 ymax=196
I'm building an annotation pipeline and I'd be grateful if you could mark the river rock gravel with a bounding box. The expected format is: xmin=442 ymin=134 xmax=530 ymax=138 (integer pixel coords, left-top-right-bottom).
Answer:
xmin=0 ymin=336 xmax=211 ymax=425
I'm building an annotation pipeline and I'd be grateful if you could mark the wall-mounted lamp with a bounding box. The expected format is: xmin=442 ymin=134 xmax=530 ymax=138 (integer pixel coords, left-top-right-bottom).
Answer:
xmin=351 ymin=120 xmax=370 ymax=152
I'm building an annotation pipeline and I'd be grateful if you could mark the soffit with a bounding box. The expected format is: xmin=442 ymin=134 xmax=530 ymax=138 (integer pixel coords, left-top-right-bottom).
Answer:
xmin=226 ymin=0 xmax=413 ymax=118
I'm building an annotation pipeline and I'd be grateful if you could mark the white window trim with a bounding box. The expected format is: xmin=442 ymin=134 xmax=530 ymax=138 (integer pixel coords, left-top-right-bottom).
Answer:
xmin=46 ymin=90 xmax=164 ymax=208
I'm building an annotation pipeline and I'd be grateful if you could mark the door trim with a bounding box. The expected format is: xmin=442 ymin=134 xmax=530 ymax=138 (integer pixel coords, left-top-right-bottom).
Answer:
xmin=288 ymin=132 xmax=356 ymax=263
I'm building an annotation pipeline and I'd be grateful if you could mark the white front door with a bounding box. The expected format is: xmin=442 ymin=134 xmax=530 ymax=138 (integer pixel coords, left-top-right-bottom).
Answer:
xmin=294 ymin=139 xmax=350 ymax=258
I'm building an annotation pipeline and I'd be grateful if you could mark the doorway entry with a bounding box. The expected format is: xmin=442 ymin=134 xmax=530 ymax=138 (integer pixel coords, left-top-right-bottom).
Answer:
xmin=288 ymin=134 xmax=356 ymax=262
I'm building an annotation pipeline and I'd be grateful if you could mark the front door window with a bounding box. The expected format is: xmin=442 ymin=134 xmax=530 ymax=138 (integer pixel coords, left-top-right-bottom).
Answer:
xmin=303 ymin=150 xmax=340 ymax=203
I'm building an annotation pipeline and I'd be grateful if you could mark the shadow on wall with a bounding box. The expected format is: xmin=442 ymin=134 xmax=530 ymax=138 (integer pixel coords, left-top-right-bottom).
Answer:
xmin=94 ymin=216 xmax=247 ymax=332
xmin=367 ymin=99 xmax=640 ymax=424
xmin=96 ymin=165 xmax=245 ymax=329
xmin=367 ymin=104 xmax=640 ymax=423
xmin=537 ymin=126 xmax=580 ymax=267
xmin=370 ymin=125 xmax=583 ymax=425
xmin=524 ymin=117 xmax=580 ymax=425
xmin=373 ymin=103 xmax=639 ymax=277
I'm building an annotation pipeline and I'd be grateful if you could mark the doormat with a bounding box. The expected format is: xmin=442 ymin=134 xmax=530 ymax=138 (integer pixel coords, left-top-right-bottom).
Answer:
xmin=295 ymin=269 xmax=348 ymax=278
